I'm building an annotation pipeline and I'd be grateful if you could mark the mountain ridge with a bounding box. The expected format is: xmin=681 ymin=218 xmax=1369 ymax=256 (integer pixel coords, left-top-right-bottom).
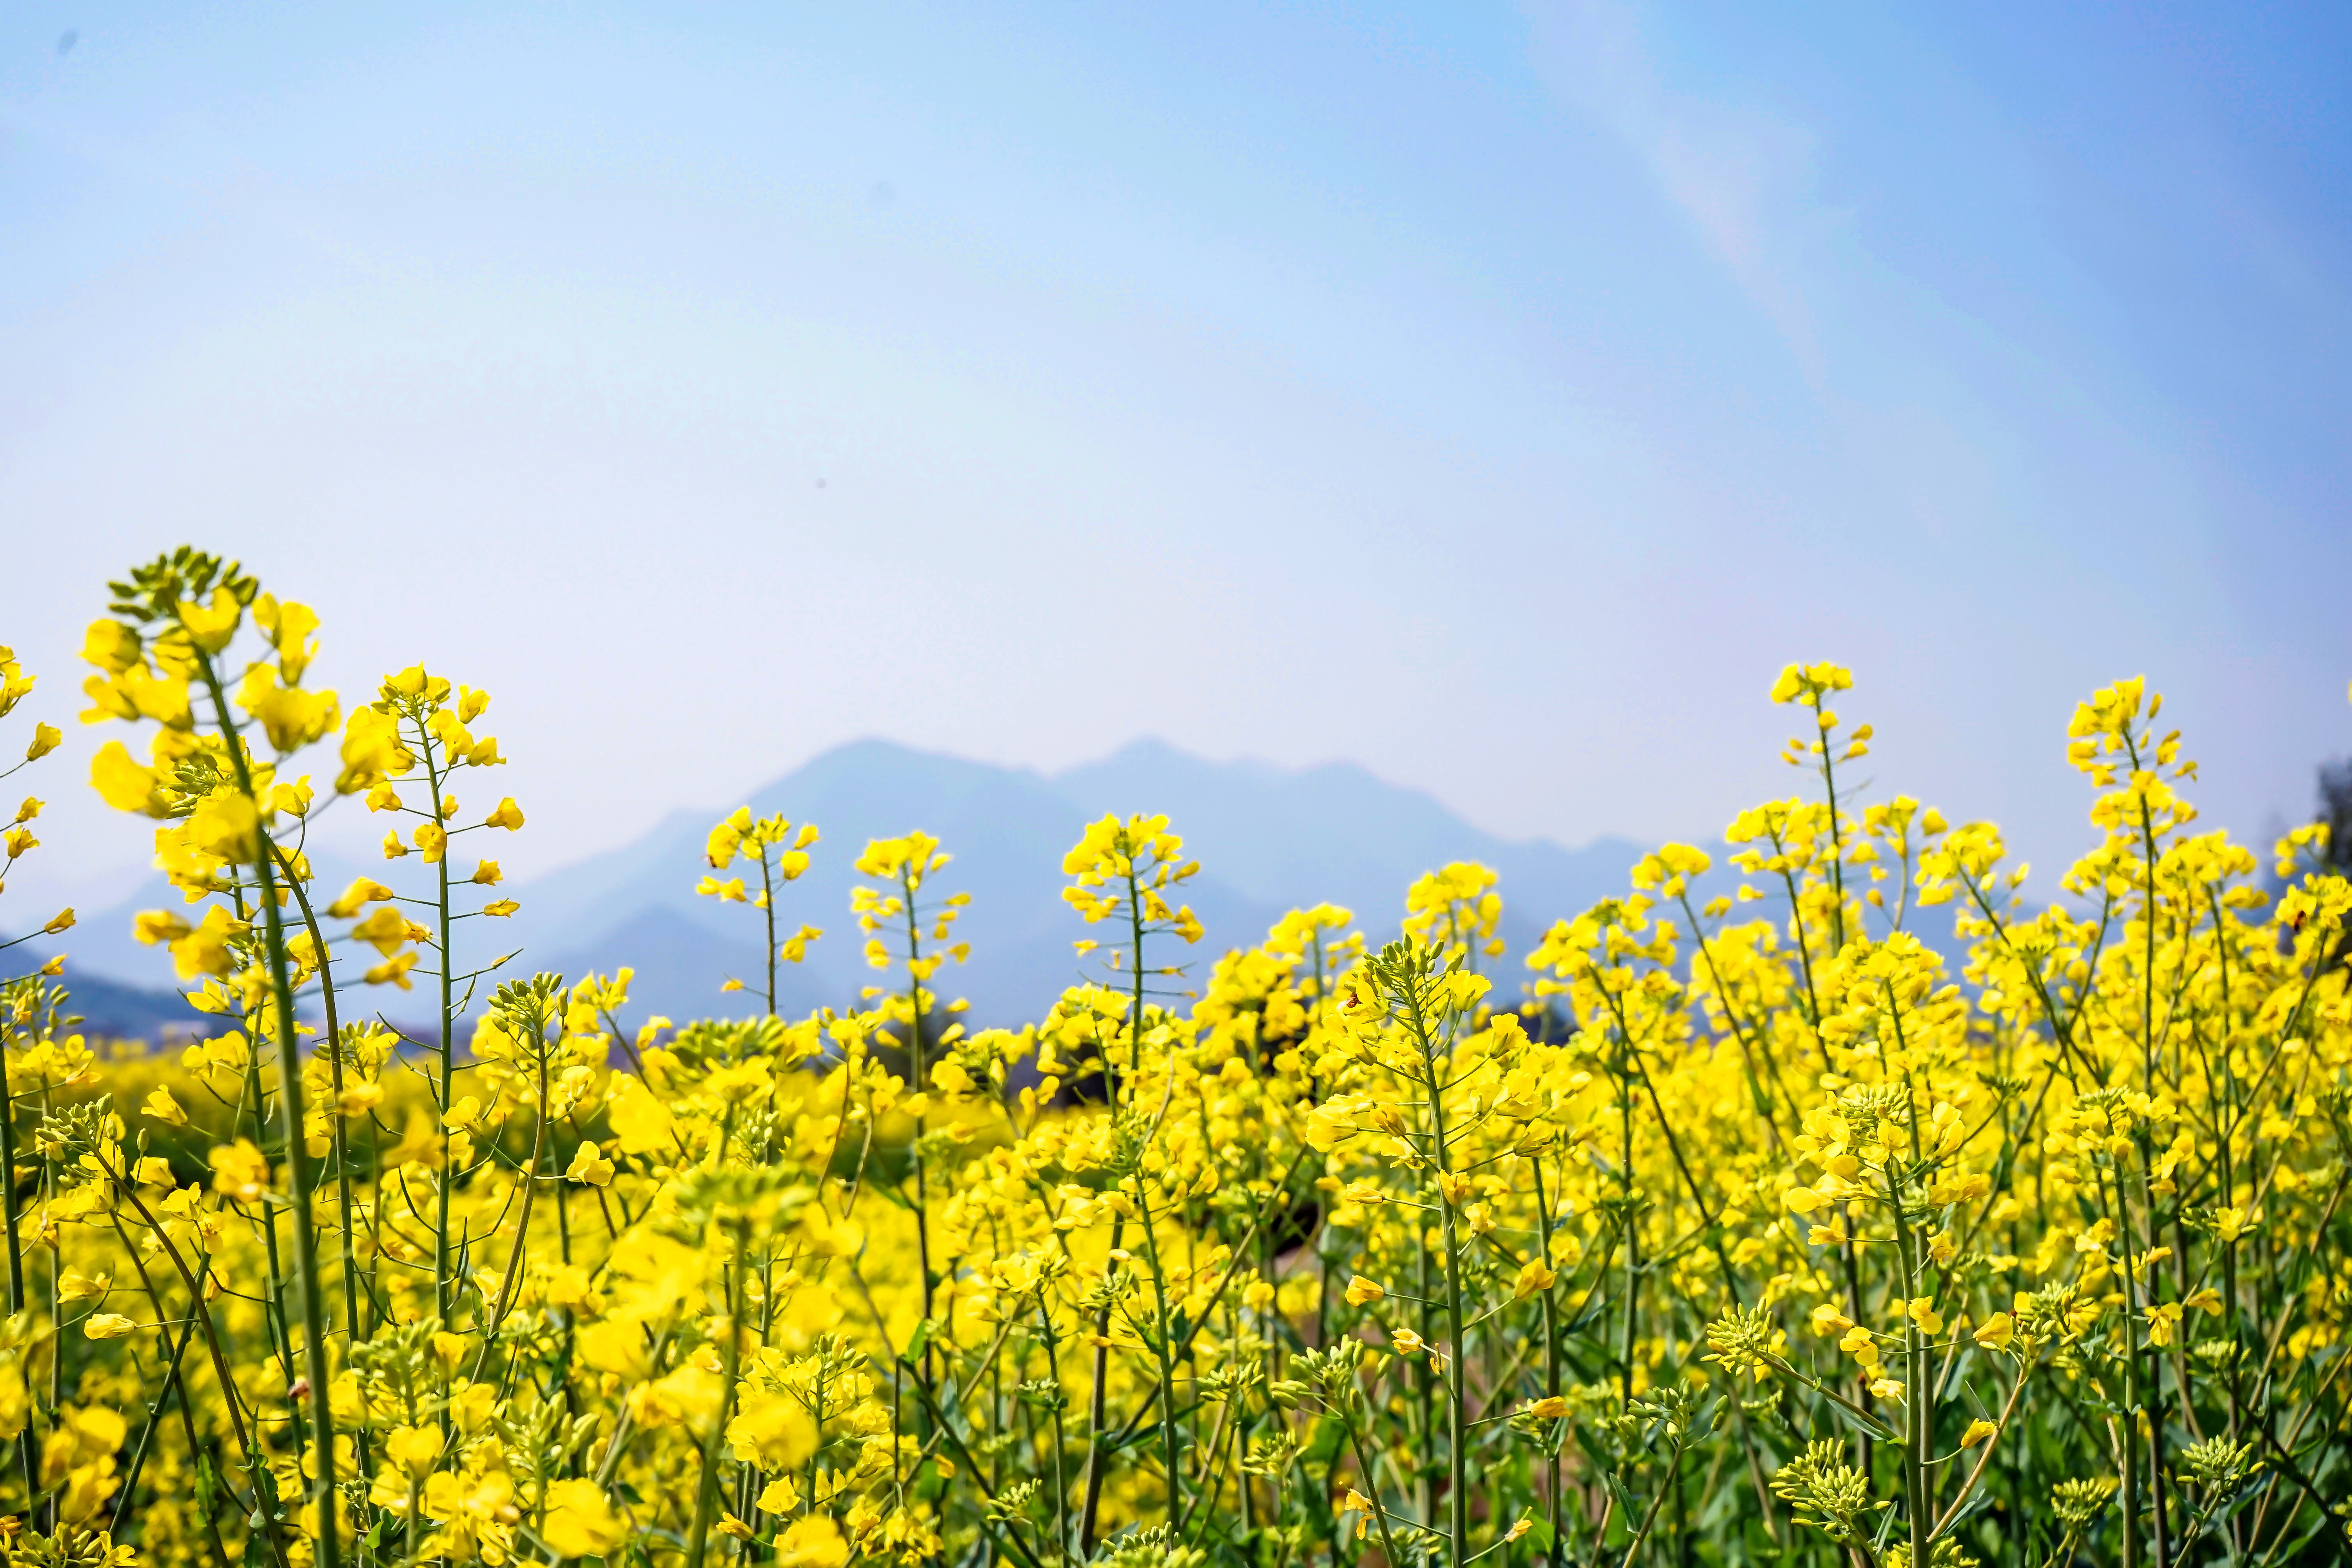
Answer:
xmin=17 ymin=737 xmax=1653 ymax=1030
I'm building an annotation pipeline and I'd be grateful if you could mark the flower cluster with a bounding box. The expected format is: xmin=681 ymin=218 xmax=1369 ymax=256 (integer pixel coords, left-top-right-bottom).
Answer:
xmin=0 ymin=554 xmax=2342 ymax=1568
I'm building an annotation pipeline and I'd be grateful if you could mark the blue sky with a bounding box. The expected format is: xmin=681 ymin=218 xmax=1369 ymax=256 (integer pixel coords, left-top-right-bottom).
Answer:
xmin=3 ymin=2 xmax=2348 ymax=914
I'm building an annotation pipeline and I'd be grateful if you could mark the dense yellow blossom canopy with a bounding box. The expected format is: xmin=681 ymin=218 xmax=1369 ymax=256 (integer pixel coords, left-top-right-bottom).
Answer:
xmin=0 ymin=550 xmax=2341 ymax=1568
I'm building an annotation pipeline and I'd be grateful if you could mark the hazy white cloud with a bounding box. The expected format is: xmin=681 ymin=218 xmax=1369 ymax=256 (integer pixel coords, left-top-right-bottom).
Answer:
xmin=1521 ymin=0 xmax=1829 ymax=379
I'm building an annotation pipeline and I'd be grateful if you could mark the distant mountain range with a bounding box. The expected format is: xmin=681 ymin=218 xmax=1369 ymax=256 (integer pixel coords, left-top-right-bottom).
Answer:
xmin=510 ymin=739 xmax=1658 ymax=1025
xmin=14 ymin=738 xmax=1661 ymax=1034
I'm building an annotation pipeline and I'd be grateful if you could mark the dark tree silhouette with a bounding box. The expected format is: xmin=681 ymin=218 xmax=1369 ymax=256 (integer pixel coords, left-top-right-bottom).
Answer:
xmin=2321 ymin=758 xmax=2352 ymax=874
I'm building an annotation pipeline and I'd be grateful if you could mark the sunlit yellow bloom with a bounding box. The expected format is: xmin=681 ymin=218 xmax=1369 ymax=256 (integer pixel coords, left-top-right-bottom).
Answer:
xmin=775 ymin=1515 xmax=849 ymax=1568
xmin=58 ymin=1269 xmax=109 ymax=1303
xmin=208 ymin=1140 xmax=270 ymax=1203
xmin=566 ymin=1142 xmax=615 ymax=1187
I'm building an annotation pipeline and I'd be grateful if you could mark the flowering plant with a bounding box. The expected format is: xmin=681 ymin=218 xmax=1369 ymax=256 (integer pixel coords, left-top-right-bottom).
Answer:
xmin=0 ymin=552 xmax=2341 ymax=1568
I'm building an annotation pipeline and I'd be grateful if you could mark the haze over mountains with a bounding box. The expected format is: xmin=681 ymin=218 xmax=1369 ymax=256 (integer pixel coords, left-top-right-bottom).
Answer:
xmin=24 ymin=739 xmax=1655 ymax=1035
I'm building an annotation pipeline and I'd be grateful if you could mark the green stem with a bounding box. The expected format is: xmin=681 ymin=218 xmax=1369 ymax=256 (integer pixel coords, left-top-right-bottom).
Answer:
xmin=685 ymin=1254 xmax=743 ymax=1568
xmin=1616 ymin=1424 xmax=1692 ymax=1568
xmin=1429 ymin=1069 xmax=1467 ymax=1568
xmin=0 ymin=1061 xmax=33 ymax=1517
xmin=418 ymin=726 xmax=456 ymax=1329
xmin=200 ymin=656 xmax=339 ymax=1568
xmin=762 ymin=849 xmax=779 ymax=1018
